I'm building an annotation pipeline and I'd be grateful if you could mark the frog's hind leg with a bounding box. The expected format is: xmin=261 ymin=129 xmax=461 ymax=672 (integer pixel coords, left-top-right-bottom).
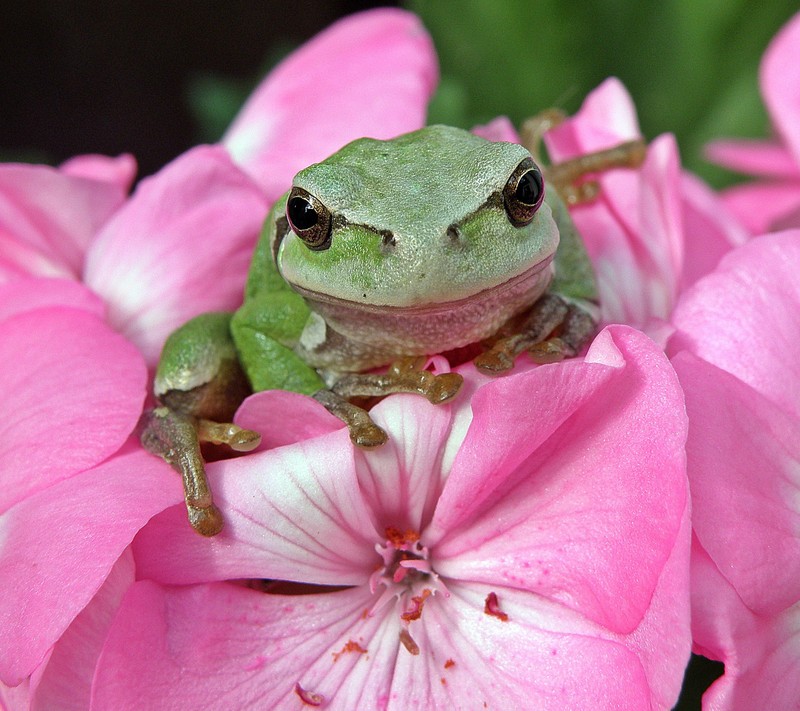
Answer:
xmin=313 ymin=358 xmax=464 ymax=447
xmin=520 ymin=111 xmax=647 ymax=206
xmin=140 ymin=313 xmax=260 ymax=536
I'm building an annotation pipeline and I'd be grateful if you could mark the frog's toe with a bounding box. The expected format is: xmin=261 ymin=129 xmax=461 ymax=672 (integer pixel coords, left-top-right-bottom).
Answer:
xmin=426 ymin=372 xmax=464 ymax=404
xmin=188 ymin=503 xmax=224 ymax=537
xmin=350 ymin=421 xmax=389 ymax=449
xmin=528 ymin=338 xmax=568 ymax=364
xmin=473 ymin=350 xmax=516 ymax=374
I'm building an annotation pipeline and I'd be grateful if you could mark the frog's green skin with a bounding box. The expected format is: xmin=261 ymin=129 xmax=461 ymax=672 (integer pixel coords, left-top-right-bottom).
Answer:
xmin=155 ymin=125 xmax=596 ymax=401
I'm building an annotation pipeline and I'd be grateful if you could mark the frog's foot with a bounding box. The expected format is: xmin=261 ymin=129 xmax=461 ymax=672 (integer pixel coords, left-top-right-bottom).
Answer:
xmin=519 ymin=110 xmax=647 ymax=206
xmin=474 ymin=294 xmax=595 ymax=373
xmin=314 ymin=358 xmax=464 ymax=448
xmin=140 ymin=407 xmax=261 ymax=536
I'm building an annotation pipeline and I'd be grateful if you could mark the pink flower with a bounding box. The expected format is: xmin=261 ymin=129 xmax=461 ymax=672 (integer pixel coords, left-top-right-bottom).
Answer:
xmin=706 ymin=11 xmax=800 ymax=234
xmin=2 ymin=8 xmax=437 ymax=366
xmin=542 ymin=78 xmax=747 ymax=336
xmin=668 ymin=230 xmax=800 ymax=709
xmin=0 ymin=281 xmax=180 ymax=708
xmin=87 ymin=326 xmax=692 ymax=709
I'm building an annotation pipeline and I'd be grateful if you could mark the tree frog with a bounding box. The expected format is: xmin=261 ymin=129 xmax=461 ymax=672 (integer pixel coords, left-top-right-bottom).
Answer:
xmin=141 ymin=123 xmax=644 ymax=536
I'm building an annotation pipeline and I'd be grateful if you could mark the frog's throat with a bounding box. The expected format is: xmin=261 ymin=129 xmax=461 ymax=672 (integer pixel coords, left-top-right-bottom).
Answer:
xmin=292 ymin=254 xmax=555 ymax=364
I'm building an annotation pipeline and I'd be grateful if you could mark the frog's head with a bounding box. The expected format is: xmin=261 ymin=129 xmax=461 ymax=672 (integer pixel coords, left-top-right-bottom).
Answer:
xmin=270 ymin=125 xmax=559 ymax=351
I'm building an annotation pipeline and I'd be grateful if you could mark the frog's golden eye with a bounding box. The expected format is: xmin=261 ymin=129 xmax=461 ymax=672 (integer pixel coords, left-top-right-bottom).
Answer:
xmin=286 ymin=187 xmax=332 ymax=251
xmin=503 ymin=158 xmax=545 ymax=227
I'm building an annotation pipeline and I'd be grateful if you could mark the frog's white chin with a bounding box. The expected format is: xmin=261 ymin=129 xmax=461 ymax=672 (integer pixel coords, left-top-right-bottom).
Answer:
xmin=294 ymin=255 xmax=555 ymax=368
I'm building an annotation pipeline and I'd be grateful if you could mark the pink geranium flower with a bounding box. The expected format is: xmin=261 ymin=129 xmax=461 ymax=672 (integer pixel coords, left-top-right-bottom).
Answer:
xmin=668 ymin=230 xmax=800 ymax=709
xmin=706 ymin=11 xmax=800 ymax=234
xmin=2 ymin=8 xmax=437 ymax=366
xmin=83 ymin=326 xmax=693 ymax=710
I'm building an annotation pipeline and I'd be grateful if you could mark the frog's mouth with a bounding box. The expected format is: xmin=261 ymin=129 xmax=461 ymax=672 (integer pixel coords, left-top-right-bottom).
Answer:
xmin=290 ymin=253 xmax=555 ymax=316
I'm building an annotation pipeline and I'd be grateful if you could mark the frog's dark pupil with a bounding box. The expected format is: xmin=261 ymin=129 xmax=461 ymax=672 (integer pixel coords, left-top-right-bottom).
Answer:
xmin=288 ymin=197 xmax=318 ymax=230
xmin=515 ymin=170 xmax=542 ymax=205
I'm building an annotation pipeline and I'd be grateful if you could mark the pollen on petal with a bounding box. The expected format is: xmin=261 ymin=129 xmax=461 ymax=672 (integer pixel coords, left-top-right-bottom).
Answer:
xmin=399 ymin=627 xmax=420 ymax=655
xmin=484 ymin=592 xmax=509 ymax=622
xmin=295 ymin=682 xmax=324 ymax=706
xmin=400 ymin=588 xmax=432 ymax=622
xmin=385 ymin=526 xmax=420 ymax=547
xmin=444 ymin=658 xmax=455 ymax=669
xmin=332 ymin=639 xmax=367 ymax=662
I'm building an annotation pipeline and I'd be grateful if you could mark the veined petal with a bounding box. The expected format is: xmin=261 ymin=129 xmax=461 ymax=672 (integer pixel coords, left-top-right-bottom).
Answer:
xmin=0 ymin=278 xmax=105 ymax=323
xmin=84 ymin=145 xmax=268 ymax=365
xmin=222 ymin=8 xmax=438 ymax=201
xmin=761 ymin=11 xmax=800 ymax=166
xmin=0 ymin=163 xmax=127 ymax=281
xmin=133 ymin=429 xmax=379 ymax=586
xmin=28 ymin=549 xmax=135 ymax=711
xmin=0 ymin=308 xmax=146 ymax=512
xmin=669 ymin=230 xmax=800 ymax=421
xmin=0 ymin=450 xmax=179 ymax=685
xmin=433 ymin=327 xmax=688 ymax=634
xmin=674 ymin=353 xmax=800 ymax=616
xmin=91 ymin=580 xmax=395 ymax=710
xmin=355 ymin=394 xmax=454 ymax=533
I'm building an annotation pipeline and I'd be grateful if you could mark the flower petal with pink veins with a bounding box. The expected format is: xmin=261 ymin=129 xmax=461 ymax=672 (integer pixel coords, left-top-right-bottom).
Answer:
xmin=234 ymin=389 xmax=343 ymax=452
xmin=222 ymin=8 xmax=438 ymax=200
xmin=705 ymin=139 xmax=800 ymax=179
xmin=59 ymin=153 xmax=137 ymax=193
xmin=432 ymin=327 xmax=688 ymax=635
xmin=133 ymin=429 xmax=379 ymax=586
xmin=0 ymin=278 xmax=105 ymax=322
xmin=761 ymin=11 xmax=800 ymax=166
xmin=0 ymin=163 xmax=128 ymax=281
xmin=0 ymin=450 xmax=179 ymax=685
xmin=673 ymin=353 xmax=800 ymax=617
xmin=355 ymin=395 xmax=454 ymax=533
xmin=27 ymin=549 xmax=135 ymax=711
xmin=84 ymin=145 xmax=268 ymax=365
xmin=0 ymin=308 xmax=146 ymax=512
xmin=91 ymin=580 xmax=396 ymax=711
xmin=669 ymin=230 xmax=800 ymax=421
xmin=692 ymin=539 xmax=800 ymax=711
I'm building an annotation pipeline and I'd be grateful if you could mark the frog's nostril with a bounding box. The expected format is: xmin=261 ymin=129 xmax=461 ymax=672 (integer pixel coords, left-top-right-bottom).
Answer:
xmin=446 ymin=224 xmax=462 ymax=242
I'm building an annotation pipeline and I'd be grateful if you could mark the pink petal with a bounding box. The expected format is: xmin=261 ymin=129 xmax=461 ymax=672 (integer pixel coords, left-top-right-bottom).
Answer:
xmin=432 ymin=326 xmax=688 ymax=635
xmin=0 ymin=308 xmax=146 ymax=512
xmin=669 ymin=230 xmax=800 ymax=421
xmin=717 ymin=180 xmax=800 ymax=234
xmin=396 ymin=582 xmax=653 ymax=710
xmin=692 ymin=539 xmax=800 ymax=711
xmin=0 ymin=278 xmax=105 ymax=323
xmin=0 ymin=450 xmax=179 ymax=685
xmin=133 ymin=429 xmax=379 ymax=586
xmin=0 ymin=163 xmax=128 ymax=281
xmin=673 ymin=353 xmax=800 ymax=616
xmin=59 ymin=153 xmax=137 ymax=193
xmin=355 ymin=394 xmax=455 ymax=533
xmin=91 ymin=580 xmax=393 ymax=709
xmin=544 ymin=77 xmax=641 ymax=161
xmin=234 ymin=389 xmax=343 ymax=451
xmin=761 ymin=11 xmax=800 ymax=166
xmin=222 ymin=8 xmax=438 ymax=200
xmin=84 ymin=145 xmax=268 ymax=365
xmin=471 ymin=116 xmax=521 ymax=144
xmin=28 ymin=549 xmax=135 ymax=711
xmin=705 ymin=139 xmax=800 ymax=179
xmin=679 ymin=172 xmax=748 ymax=290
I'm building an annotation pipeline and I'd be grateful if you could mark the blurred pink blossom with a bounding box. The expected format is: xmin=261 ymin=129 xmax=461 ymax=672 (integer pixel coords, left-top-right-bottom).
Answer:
xmin=668 ymin=230 xmax=800 ymax=710
xmin=706 ymin=11 xmax=800 ymax=234
xmin=90 ymin=326 xmax=692 ymax=710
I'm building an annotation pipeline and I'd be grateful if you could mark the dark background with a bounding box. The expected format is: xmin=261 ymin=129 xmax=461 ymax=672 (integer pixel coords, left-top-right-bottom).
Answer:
xmin=1 ymin=1 xmax=395 ymax=177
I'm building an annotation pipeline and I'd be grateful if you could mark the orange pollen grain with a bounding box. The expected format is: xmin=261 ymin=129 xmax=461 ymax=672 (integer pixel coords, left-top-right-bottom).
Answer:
xmin=332 ymin=639 xmax=367 ymax=662
xmin=484 ymin=591 xmax=509 ymax=622
xmin=444 ymin=658 xmax=455 ymax=669
xmin=385 ymin=526 xmax=420 ymax=547
xmin=401 ymin=588 xmax=432 ymax=622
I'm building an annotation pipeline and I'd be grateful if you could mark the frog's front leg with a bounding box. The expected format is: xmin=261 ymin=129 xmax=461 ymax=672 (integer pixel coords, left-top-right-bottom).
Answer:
xmin=141 ymin=312 xmax=260 ymax=536
xmin=314 ymin=358 xmax=464 ymax=447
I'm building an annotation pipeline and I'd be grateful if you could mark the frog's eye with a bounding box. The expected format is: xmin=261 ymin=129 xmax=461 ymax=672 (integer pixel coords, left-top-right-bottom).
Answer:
xmin=503 ymin=158 xmax=545 ymax=227
xmin=286 ymin=187 xmax=332 ymax=251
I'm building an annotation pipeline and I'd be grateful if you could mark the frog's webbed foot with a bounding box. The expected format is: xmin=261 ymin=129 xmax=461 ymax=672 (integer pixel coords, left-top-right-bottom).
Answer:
xmin=313 ymin=357 xmax=464 ymax=448
xmin=474 ymin=294 xmax=596 ymax=374
xmin=519 ymin=110 xmax=647 ymax=206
